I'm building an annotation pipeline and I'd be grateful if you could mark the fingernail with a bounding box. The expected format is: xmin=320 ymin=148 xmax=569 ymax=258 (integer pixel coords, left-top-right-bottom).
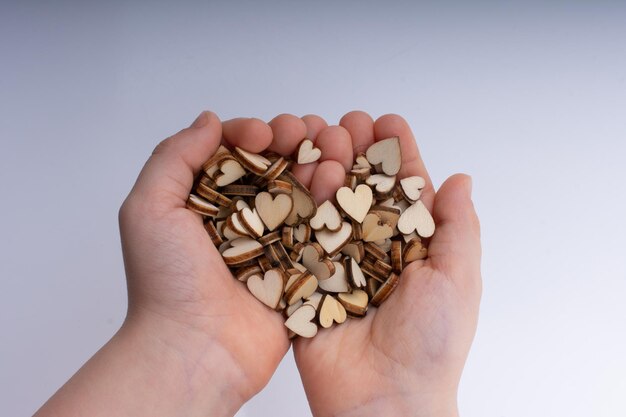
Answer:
xmin=191 ymin=111 xmax=209 ymax=128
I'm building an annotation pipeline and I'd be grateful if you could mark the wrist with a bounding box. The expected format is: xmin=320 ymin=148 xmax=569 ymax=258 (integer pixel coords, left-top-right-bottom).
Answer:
xmin=119 ymin=310 xmax=248 ymax=417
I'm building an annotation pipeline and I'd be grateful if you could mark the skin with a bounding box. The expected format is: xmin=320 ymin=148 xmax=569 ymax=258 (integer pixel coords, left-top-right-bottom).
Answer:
xmin=34 ymin=111 xmax=481 ymax=417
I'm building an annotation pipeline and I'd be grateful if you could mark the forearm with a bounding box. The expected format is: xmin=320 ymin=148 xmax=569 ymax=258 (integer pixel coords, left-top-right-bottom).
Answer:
xmin=34 ymin=315 xmax=246 ymax=417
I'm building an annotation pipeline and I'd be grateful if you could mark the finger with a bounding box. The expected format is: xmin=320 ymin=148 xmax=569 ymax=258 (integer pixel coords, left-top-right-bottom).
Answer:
xmin=128 ymin=111 xmax=222 ymax=210
xmin=374 ymin=114 xmax=434 ymax=210
xmin=291 ymin=114 xmax=328 ymax=188
xmin=339 ymin=110 xmax=375 ymax=156
xmin=427 ymin=174 xmax=481 ymax=290
xmin=221 ymin=117 xmax=273 ymax=152
xmin=267 ymin=113 xmax=307 ymax=155
xmin=315 ymin=125 xmax=354 ymax=171
xmin=309 ymin=160 xmax=346 ymax=205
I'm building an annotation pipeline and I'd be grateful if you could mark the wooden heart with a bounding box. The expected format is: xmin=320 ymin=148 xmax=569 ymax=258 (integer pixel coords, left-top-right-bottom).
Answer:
xmin=186 ymin=194 xmax=219 ymax=217
xmin=345 ymin=256 xmax=366 ymax=288
xmin=338 ymin=289 xmax=369 ymax=317
xmin=365 ymin=174 xmax=396 ymax=193
xmin=400 ymin=176 xmax=426 ymax=202
xmin=336 ymin=184 xmax=373 ymax=223
xmin=301 ymin=243 xmax=335 ymax=280
xmin=285 ymin=304 xmax=318 ymax=338
xmin=318 ymin=261 xmax=349 ymax=293
xmin=315 ymin=221 xmax=353 ymax=255
xmin=234 ymin=147 xmax=271 ymax=174
xmin=285 ymin=272 xmax=318 ymax=305
xmin=397 ymin=200 xmax=435 ymax=237
xmin=365 ymin=137 xmax=401 ymax=176
xmin=222 ymin=237 xmax=263 ymax=265
xmin=215 ymin=159 xmax=246 ymax=187
xmin=293 ymin=223 xmax=311 ymax=243
xmin=246 ymin=269 xmax=284 ymax=309
xmin=296 ymin=139 xmax=321 ymax=164
xmin=403 ymin=238 xmax=428 ymax=262
xmin=280 ymin=171 xmax=317 ymax=225
xmin=238 ymin=207 xmax=264 ymax=238
xmin=362 ymin=213 xmax=393 ymax=242
xmin=310 ymin=200 xmax=342 ymax=231
xmin=317 ymin=295 xmax=347 ymax=328
xmin=255 ymin=192 xmax=293 ymax=231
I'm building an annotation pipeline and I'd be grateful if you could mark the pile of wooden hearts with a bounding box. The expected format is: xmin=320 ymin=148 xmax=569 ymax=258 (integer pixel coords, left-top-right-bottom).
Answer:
xmin=186 ymin=137 xmax=435 ymax=338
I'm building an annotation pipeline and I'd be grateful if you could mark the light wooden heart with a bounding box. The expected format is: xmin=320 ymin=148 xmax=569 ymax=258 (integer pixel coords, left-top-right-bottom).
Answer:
xmin=234 ymin=147 xmax=272 ymax=174
xmin=400 ymin=176 xmax=426 ymax=202
xmin=345 ymin=256 xmax=366 ymax=288
xmin=222 ymin=237 xmax=263 ymax=264
xmin=246 ymin=269 xmax=284 ymax=309
xmin=398 ymin=200 xmax=435 ymax=237
xmin=280 ymin=171 xmax=317 ymax=225
xmin=255 ymin=192 xmax=293 ymax=231
xmin=318 ymin=261 xmax=349 ymax=293
xmin=403 ymin=238 xmax=428 ymax=262
xmin=341 ymin=242 xmax=364 ymax=263
xmin=285 ymin=304 xmax=318 ymax=338
xmin=317 ymin=295 xmax=347 ymax=328
xmin=309 ymin=200 xmax=342 ymax=231
xmin=315 ymin=221 xmax=353 ymax=255
xmin=301 ymin=244 xmax=335 ymax=280
xmin=366 ymin=174 xmax=396 ymax=193
xmin=186 ymin=194 xmax=219 ymax=217
xmin=293 ymin=223 xmax=311 ymax=243
xmin=215 ymin=159 xmax=246 ymax=187
xmin=365 ymin=137 xmax=401 ymax=176
xmin=336 ymin=184 xmax=373 ymax=223
xmin=362 ymin=213 xmax=393 ymax=242
xmin=338 ymin=289 xmax=369 ymax=316
xmin=238 ymin=207 xmax=264 ymax=238
xmin=353 ymin=153 xmax=371 ymax=169
xmin=296 ymin=139 xmax=321 ymax=164
xmin=285 ymin=272 xmax=318 ymax=305
xmin=303 ymin=292 xmax=323 ymax=309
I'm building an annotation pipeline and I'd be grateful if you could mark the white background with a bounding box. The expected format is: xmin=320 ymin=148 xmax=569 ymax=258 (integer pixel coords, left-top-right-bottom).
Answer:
xmin=1 ymin=2 xmax=625 ymax=416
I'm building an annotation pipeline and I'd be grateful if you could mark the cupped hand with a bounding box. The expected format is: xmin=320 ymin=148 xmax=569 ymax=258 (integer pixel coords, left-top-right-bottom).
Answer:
xmin=290 ymin=112 xmax=482 ymax=417
xmin=118 ymin=112 xmax=312 ymax=412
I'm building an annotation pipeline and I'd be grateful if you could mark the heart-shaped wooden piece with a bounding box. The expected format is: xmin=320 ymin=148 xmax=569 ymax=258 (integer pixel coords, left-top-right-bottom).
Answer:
xmin=365 ymin=137 xmax=401 ymax=176
xmin=255 ymin=192 xmax=293 ymax=231
xmin=345 ymin=256 xmax=366 ymax=288
xmin=186 ymin=194 xmax=219 ymax=217
xmin=293 ymin=223 xmax=311 ymax=243
xmin=215 ymin=159 xmax=246 ymax=187
xmin=222 ymin=237 xmax=264 ymax=265
xmin=309 ymin=200 xmax=342 ymax=231
xmin=315 ymin=221 xmax=353 ymax=255
xmin=238 ymin=207 xmax=264 ymax=238
xmin=365 ymin=174 xmax=396 ymax=194
xmin=336 ymin=184 xmax=373 ymax=223
xmin=318 ymin=261 xmax=349 ymax=293
xmin=301 ymin=243 xmax=335 ymax=280
xmin=338 ymin=289 xmax=369 ymax=317
xmin=285 ymin=304 xmax=318 ymax=338
xmin=296 ymin=139 xmax=321 ymax=164
xmin=317 ymin=295 xmax=347 ymax=328
xmin=362 ymin=213 xmax=393 ymax=242
xmin=285 ymin=271 xmax=318 ymax=305
xmin=400 ymin=176 xmax=426 ymax=202
xmin=280 ymin=171 xmax=317 ymax=225
xmin=234 ymin=147 xmax=272 ymax=174
xmin=403 ymin=238 xmax=428 ymax=262
xmin=397 ymin=200 xmax=435 ymax=237
xmin=246 ymin=269 xmax=284 ymax=309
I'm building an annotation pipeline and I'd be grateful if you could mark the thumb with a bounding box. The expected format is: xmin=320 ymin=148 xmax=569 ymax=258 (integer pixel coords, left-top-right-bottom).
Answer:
xmin=127 ymin=111 xmax=222 ymax=212
xmin=428 ymin=174 xmax=482 ymax=289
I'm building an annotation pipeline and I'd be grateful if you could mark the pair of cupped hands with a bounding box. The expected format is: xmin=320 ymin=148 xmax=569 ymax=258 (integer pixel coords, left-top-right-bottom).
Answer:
xmin=36 ymin=111 xmax=481 ymax=417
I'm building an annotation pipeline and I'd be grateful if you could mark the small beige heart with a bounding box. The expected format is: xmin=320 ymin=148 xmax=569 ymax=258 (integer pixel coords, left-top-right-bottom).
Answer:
xmin=215 ymin=159 xmax=246 ymax=187
xmin=222 ymin=237 xmax=263 ymax=264
xmin=400 ymin=176 xmax=426 ymax=202
xmin=398 ymin=200 xmax=435 ymax=238
xmin=345 ymin=256 xmax=366 ymax=288
xmin=315 ymin=221 xmax=353 ymax=255
xmin=365 ymin=174 xmax=396 ymax=193
xmin=336 ymin=184 xmax=373 ymax=223
xmin=365 ymin=137 xmax=402 ymax=176
xmin=284 ymin=304 xmax=318 ymax=338
xmin=318 ymin=295 xmax=347 ymax=328
xmin=293 ymin=223 xmax=311 ymax=243
xmin=296 ymin=139 xmax=321 ymax=164
xmin=318 ymin=261 xmax=349 ymax=293
xmin=309 ymin=200 xmax=342 ymax=231
xmin=255 ymin=192 xmax=293 ymax=231
xmin=285 ymin=272 xmax=318 ymax=305
xmin=338 ymin=289 xmax=369 ymax=316
xmin=234 ymin=147 xmax=272 ymax=174
xmin=246 ymin=269 xmax=284 ymax=309
xmin=301 ymin=243 xmax=335 ymax=280
xmin=238 ymin=207 xmax=264 ymax=238
xmin=362 ymin=213 xmax=393 ymax=242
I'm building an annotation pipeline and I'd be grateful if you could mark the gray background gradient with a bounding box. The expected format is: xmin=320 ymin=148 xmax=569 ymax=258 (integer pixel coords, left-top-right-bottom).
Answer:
xmin=1 ymin=1 xmax=625 ymax=416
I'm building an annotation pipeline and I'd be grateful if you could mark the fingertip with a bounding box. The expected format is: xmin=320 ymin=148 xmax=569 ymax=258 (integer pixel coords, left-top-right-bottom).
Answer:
xmin=267 ymin=114 xmax=307 ymax=155
xmin=315 ymin=125 xmax=353 ymax=171
xmin=222 ymin=117 xmax=273 ymax=152
xmin=301 ymin=114 xmax=328 ymax=141
xmin=339 ymin=110 xmax=375 ymax=155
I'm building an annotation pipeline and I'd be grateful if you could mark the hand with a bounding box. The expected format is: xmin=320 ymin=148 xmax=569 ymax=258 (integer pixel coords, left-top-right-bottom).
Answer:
xmin=292 ymin=112 xmax=482 ymax=417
